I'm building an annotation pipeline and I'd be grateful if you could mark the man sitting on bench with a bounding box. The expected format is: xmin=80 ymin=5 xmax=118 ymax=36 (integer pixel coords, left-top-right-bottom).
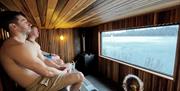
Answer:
xmin=0 ymin=11 xmax=84 ymax=91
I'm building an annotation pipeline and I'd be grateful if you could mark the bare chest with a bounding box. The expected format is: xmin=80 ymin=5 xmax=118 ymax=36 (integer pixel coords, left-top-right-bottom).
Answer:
xmin=25 ymin=41 xmax=39 ymax=56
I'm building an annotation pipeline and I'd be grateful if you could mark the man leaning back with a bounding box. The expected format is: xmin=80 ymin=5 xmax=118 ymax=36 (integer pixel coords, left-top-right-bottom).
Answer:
xmin=0 ymin=11 xmax=84 ymax=91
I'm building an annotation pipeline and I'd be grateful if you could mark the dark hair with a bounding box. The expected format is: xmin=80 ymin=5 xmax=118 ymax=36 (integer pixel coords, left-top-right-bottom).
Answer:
xmin=0 ymin=11 xmax=25 ymax=32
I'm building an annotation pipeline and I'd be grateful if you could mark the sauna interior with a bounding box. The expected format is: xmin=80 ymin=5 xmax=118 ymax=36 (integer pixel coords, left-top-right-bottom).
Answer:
xmin=0 ymin=0 xmax=180 ymax=91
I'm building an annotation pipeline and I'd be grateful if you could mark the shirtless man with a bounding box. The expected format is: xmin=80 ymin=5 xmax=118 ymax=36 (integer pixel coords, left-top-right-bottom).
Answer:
xmin=0 ymin=11 xmax=84 ymax=91
xmin=28 ymin=26 xmax=71 ymax=71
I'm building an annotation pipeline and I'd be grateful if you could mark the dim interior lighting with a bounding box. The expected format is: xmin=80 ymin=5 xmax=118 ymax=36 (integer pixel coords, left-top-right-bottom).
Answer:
xmin=60 ymin=35 xmax=64 ymax=40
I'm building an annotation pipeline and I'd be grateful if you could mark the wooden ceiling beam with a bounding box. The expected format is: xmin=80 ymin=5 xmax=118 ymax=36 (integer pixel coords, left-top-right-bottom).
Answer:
xmin=67 ymin=0 xmax=105 ymax=22
xmin=49 ymin=0 xmax=79 ymax=28
xmin=12 ymin=0 xmax=35 ymax=25
xmin=76 ymin=0 xmax=180 ymax=27
xmin=0 ymin=0 xmax=180 ymax=29
xmin=54 ymin=0 xmax=88 ymax=27
xmin=47 ymin=0 xmax=69 ymax=29
xmin=66 ymin=0 xmax=129 ymax=28
xmin=55 ymin=0 xmax=96 ymax=28
xmin=71 ymin=0 xmax=144 ymax=27
xmin=36 ymin=0 xmax=48 ymax=26
xmin=55 ymin=0 xmax=117 ymax=28
xmin=70 ymin=0 xmax=180 ymax=28
xmin=0 ymin=0 xmax=19 ymax=11
xmin=25 ymin=0 xmax=41 ymax=27
xmin=45 ymin=0 xmax=58 ymax=28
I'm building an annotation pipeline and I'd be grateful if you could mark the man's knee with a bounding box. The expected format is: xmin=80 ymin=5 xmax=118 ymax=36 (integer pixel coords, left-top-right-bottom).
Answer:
xmin=76 ymin=72 xmax=84 ymax=82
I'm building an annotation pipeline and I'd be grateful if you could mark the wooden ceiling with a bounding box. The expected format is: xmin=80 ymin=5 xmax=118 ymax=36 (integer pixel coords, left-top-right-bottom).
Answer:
xmin=0 ymin=0 xmax=180 ymax=29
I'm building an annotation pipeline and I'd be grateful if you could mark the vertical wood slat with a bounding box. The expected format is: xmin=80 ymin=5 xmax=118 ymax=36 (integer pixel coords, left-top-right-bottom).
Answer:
xmin=112 ymin=61 xmax=119 ymax=82
xmin=0 ymin=29 xmax=9 ymax=40
xmin=38 ymin=28 xmax=75 ymax=63
xmin=174 ymin=6 xmax=180 ymax=91
xmin=84 ymin=5 xmax=180 ymax=91
xmin=0 ymin=78 xmax=2 ymax=91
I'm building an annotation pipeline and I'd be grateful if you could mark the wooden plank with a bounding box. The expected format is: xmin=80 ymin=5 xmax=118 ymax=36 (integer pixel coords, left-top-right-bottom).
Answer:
xmin=73 ymin=0 xmax=151 ymax=26
xmin=36 ymin=0 xmax=48 ymax=26
xmin=55 ymin=0 xmax=88 ymax=26
xmin=48 ymin=0 xmax=69 ymax=28
xmin=69 ymin=0 xmax=129 ymax=27
xmin=55 ymin=0 xmax=96 ymax=28
xmin=45 ymin=0 xmax=58 ymax=27
xmin=50 ymin=0 xmax=79 ymax=28
xmin=12 ymin=0 xmax=35 ymax=24
xmin=0 ymin=0 xmax=19 ymax=11
xmin=73 ymin=0 xmax=180 ymax=27
xmin=25 ymin=0 xmax=41 ymax=27
xmin=0 ymin=78 xmax=3 ymax=91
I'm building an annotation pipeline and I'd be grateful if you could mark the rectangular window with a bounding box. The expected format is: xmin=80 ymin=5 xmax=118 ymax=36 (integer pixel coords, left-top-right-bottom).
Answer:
xmin=101 ymin=24 xmax=179 ymax=79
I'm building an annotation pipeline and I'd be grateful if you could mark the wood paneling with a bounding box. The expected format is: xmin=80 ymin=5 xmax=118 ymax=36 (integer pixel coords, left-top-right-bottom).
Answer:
xmin=0 ymin=29 xmax=9 ymax=46
xmin=84 ymin=5 xmax=180 ymax=91
xmin=37 ymin=29 xmax=76 ymax=63
xmin=0 ymin=0 xmax=180 ymax=29
xmin=0 ymin=78 xmax=2 ymax=91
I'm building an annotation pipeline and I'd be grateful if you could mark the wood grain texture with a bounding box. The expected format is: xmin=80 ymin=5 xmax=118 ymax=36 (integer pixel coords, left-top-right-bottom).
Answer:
xmin=83 ymin=5 xmax=180 ymax=91
xmin=0 ymin=0 xmax=180 ymax=29
xmin=37 ymin=28 xmax=75 ymax=63
xmin=0 ymin=78 xmax=2 ymax=91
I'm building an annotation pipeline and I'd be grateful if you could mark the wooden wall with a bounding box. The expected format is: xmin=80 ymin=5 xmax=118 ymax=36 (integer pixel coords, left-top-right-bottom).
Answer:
xmin=37 ymin=28 xmax=81 ymax=63
xmin=78 ymin=27 xmax=98 ymax=54
xmin=0 ymin=78 xmax=2 ymax=91
xmin=83 ymin=5 xmax=180 ymax=91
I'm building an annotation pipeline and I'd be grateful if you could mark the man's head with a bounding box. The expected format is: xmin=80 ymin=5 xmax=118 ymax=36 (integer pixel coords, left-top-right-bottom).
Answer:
xmin=28 ymin=25 xmax=39 ymax=39
xmin=0 ymin=11 xmax=32 ymax=34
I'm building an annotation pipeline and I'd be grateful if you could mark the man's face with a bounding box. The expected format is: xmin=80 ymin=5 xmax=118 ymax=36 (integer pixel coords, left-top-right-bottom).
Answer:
xmin=30 ymin=27 xmax=39 ymax=38
xmin=15 ymin=15 xmax=32 ymax=34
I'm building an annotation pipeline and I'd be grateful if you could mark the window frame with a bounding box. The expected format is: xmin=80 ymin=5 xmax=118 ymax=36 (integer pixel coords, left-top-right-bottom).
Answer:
xmin=99 ymin=23 xmax=180 ymax=80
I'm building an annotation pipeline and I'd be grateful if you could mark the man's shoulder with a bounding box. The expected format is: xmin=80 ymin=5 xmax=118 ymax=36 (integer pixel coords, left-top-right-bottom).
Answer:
xmin=0 ymin=41 xmax=13 ymax=61
xmin=27 ymin=41 xmax=40 ymax=48
xmin=0 ymin=40 xmax=33 ymax=62
xmin=35 ymin=42 xmax=40 ymax=48
xmin=1 ymin=39 xmax=27 ymax=56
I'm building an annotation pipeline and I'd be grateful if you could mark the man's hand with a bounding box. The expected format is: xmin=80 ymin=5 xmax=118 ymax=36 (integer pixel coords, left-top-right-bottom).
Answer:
xmin=47 ymin=67 xmax=67 ymax=75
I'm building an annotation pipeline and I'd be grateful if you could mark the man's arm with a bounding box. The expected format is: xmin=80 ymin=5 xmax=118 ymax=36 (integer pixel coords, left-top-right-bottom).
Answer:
xmin=42 ymin=51 xmax=50 ymax=56
xmin=6 ymin=45 xmax=56 ymax=77
xmin=37 ymin=47 xmax=62 ymax=69
xmin=42 ymin=50 xmax=61 ymax=61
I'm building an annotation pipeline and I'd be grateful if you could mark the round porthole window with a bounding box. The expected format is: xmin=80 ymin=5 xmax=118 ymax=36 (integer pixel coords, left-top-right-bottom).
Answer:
xmin=122 ymin=74 xmax=144 ymax=91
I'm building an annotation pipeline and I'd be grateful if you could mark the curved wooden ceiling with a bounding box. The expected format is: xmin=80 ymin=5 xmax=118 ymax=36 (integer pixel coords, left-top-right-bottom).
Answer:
xmin=0 ymin=0 xmax=180 ymax=29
